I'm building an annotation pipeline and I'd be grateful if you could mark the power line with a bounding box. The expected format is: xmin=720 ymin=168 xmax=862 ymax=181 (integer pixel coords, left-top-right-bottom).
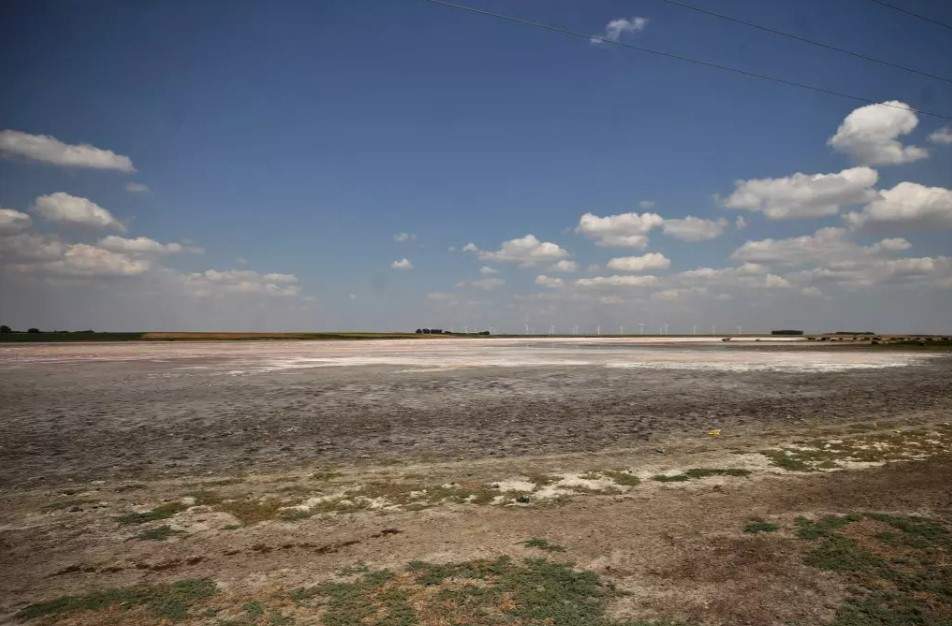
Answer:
xmin=864 ymin=0 xmax=952 ymax=32
xmin=419 ymin=0 xmax=952 ymax=121
xmin=658 ymin=0 xmax=952 ymax=85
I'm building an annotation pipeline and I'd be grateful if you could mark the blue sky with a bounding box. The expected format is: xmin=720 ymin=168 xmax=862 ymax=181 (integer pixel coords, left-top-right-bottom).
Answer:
xmin=1 ymin=0 xmax=951 ymax=332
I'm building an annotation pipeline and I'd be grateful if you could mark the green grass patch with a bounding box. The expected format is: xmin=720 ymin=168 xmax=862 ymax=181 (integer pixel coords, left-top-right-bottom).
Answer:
xmin=652 ymin=468 xmax=751 ymax=483
xmin=135 ymin=525 xmax=185 ymax=541
xmin=743 ymin=519 xmax=779 ymax=534
xmin=602 ymin=469 xmax=642 ymax=487
xmin=16 ymin=578 xmax=216 ymax=622
xmin=795 ymin=512 xmax=952 ymax=625
xmin=522 ymin=537 xmax=567 ymax=553
xmin=291 ymin=556 xmax=686 ymax=626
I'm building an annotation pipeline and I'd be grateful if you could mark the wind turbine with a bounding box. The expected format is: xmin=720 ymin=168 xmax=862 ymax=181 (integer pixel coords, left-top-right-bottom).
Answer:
xmin=596 ymin=325 xmax=601 ymax=336
xmin=639 ymin=322 xmax=645 ymax=335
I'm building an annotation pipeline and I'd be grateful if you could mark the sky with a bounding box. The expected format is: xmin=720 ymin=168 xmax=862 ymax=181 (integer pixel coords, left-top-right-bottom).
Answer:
xmin=1 ymin=0 xmax=951 ymax=333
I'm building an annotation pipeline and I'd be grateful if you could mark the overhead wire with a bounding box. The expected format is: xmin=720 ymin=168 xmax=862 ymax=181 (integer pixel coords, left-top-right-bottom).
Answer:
xmin=418 ymin=0 xmax=952 ymax=121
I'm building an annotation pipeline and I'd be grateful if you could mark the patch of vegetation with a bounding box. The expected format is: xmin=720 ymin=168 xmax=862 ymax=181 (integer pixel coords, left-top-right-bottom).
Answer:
xmin=743 ymin=519 xmax=779 ymax=534
xmin=602 ymin=469 xmax=641 ymax=487
xmin=795 ymin=512 xmax=952 ymax=625
xmin=17 ymin=578 xmax=217 ymax=622
xmin=522 ymin=537 xmax=567 ymax=553
xmin=763 ymin=428 xmax=952 ymax=472
xmin=217 ymin=497 xmax=287 ymax=525
xmin=136 ymin=525 xmax=185 ymax=541
xmin=652 ymin=468 xmax=751 ymax=483
xmin=291 ymin=556 xmax=686 ymax=626
xmin=115 ymin=501 xmax=188 ymax=525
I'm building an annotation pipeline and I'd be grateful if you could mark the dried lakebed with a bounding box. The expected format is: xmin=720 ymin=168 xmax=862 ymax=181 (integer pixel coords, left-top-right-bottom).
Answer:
xmin=1 ymin=338 xmax=950 ymax=487
xmin=2 ymin=339 xmax=952 ymax=625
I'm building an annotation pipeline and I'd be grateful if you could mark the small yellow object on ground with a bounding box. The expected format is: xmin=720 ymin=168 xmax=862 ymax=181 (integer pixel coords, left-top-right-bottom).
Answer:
xmin=708 ymin=429 xmax=721 ymax=437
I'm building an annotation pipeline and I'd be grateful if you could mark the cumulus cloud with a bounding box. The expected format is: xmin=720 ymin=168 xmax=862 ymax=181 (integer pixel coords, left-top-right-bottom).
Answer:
xmin=32 ymin=192 xmax=125 ymax=231
xmin=576 ymin=212 xmax=664 ymax=247
xmin=869 ymin=238 xmax=911 ymax=253
xmin=575 ymin=274 xmax=658 ymax=289
xmin=606 ymin=252 xmax=671 ymax=272
xmin=125 ymin=182 xmax=149 ymax=193
xmin=467 ymin=234 xmax=569 ymax=266
xmin=98 ymin=235 xmax=190 ymax=255
xmin=731 ymin=227 xmax=881 ymax=267
xmin=550 ymin=259 xmax=578 ymax=273
xmin=479 ymin=266 xmax=498 ymax=275
xmin=391 ymin=258 xmax=414 ymax=270
xmin=728 ymin=227 xmax=951 ymax=290
xmin=184 ymin=269 xmax=300 ymax=297
xmin=591 ymin=16 xmax=648 ymax=44
xmin=393 ymin=232 xmax=416 ymax=242
xmin=844 ymin=182 xmax=952 ymax=229
xmin=723 ymin=167 xmax=878 ymax=219
xmin=48 ymin=244 xmax=151 ymax=277
xmin=929 ymin=126 xmax=952 ymax=145
xmin=535 ymin=275 xmax=564 ymax=289
xmin=828 ymin=101 xmax=927 ymax=165
xmin=0 ymin=208 xmax=31 ymax=233
xmin=662 ymin=216 xmax=727 ymax=241
xmin=0 ymin=129 xmax=135 ymax=172
xmin=0 ymin=232 xmax=67 ymax=263
xmin=735 ymin=216 xmax=748 ymax=230
xmin=457 ymin=277 xmax=505 ymax=291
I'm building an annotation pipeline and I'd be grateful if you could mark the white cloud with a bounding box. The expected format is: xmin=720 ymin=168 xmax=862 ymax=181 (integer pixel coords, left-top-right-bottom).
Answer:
xmin=479 ymin=265 xmax=498 ymax=275
xmin=0 ymin=232 xmax=66 ymax=262
xmin=457 ymin=277 xmax=505 ymax=291
xmin=828 ymin=101 xmax=927 ymax=165
xmin=731 ymin=227 xmax=871 ymax=267
xmin=468 ymin=234 xmax=569 ymax=266
xmin=735 ymin=215 xmax=748 ymax=230
xmin=393 ymin=232 xmax=416 ymax=242
xmin=184 ymin=269 xmax=300 ymax=297
xmin=32 ymin=192 xmax=125 ymax=231
xmin=729 ymin=227 xmax=951 ymax=290
xmin=662 ymin=216 xmax=727 ymax=241
xmin=845 ymin=182 xmax=952 ymax=229
xmin=0 ymin=208 xmax=31 ymax=233
xmin=391 ymin=258 xmax=414 ymax=270
xmin=125 ymin=182 xmax=149 ymax=193
xmin=1 ymin=237 xmax=150 ymax=277
xmin=929 ymin=126 xmax=952 ymax=145
xmin=98 ymin=235 xmax=189 ymax=255
xmin=535 ymin=275 xmax=564 ymax=289
xmin=606 ymin=252 xmax=670 ymax=272
xmin=575 ymin=274 xmax=658 ymax=289
xmin=575 ymin=211 xmax=664 ymax=247
xmin=0 ymin=129 xmax=135 ymax=172
xmin=723 ymin=167 xmax=878 ymax=219
xmin=49 ymin=244 xmax=151 ymax=277
xmin=550 ymin=259 xmax=578 ymax=273
xmin=591 ymin=16 xmax=648 ymax=44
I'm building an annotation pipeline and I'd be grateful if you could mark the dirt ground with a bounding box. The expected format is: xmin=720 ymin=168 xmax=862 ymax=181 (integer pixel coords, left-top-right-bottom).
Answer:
xmin=1 ymin=339 xmax=951 ymax=625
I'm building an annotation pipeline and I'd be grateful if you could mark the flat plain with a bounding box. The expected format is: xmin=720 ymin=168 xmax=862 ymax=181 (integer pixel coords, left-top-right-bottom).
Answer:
xmin=2 ymin=338 xmax=951 ymax=625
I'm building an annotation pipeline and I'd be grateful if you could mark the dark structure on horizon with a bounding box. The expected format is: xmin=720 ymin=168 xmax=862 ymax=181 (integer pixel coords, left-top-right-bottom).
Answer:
xmin=771 ymin=329 xmax=804 ymax=336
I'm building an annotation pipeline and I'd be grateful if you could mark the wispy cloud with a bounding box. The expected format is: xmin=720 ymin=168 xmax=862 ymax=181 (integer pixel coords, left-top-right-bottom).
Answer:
xmin=0 ymin=129 xmax=135 ymax=172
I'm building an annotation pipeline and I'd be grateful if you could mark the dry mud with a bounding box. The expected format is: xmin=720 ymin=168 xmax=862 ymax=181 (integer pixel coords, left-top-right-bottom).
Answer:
xmin=1 ymin=338 xmax=950 ymax=487
xmin=1 ymin=338 xmax=951 ymax=625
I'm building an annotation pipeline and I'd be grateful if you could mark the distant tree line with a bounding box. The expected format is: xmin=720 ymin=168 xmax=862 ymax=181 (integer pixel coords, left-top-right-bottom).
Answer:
xmin=0 ymin=326 xmax=96 ymax=334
